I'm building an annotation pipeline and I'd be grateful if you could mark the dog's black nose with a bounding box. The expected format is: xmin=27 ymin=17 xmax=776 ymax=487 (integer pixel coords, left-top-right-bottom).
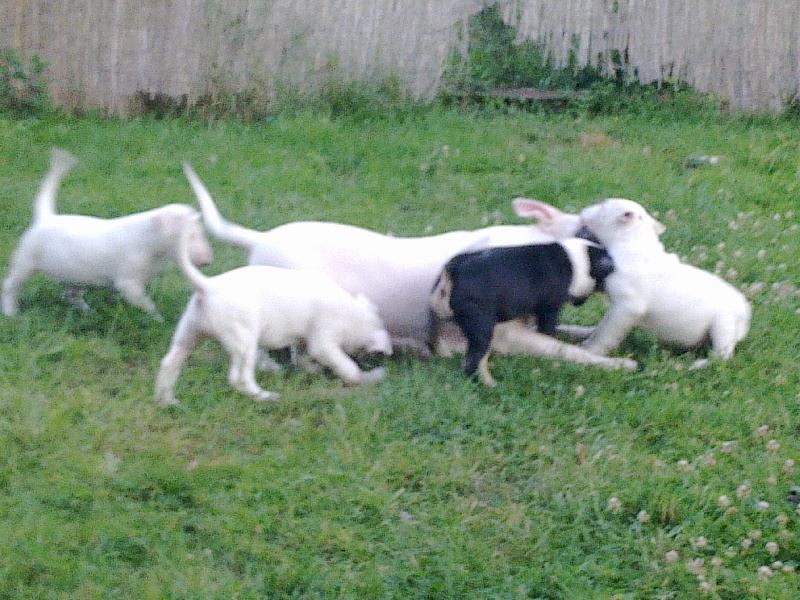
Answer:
xmin=575 ymin=226 xmax=601 ymax=244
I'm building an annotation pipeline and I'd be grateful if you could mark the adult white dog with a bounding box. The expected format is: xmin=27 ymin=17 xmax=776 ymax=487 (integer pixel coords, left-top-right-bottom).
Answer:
xmin=575 ymin=198 xmax=751 ymax=366
xmin=183 ymin=163 xmax=637 ymax=373
xmin=3 ymin=148 xmax=213 ymax=320
xmin=185 ymin=165 xmax=587 ymax=338
xmin=155 ymin=219 xmax=393 ymax=405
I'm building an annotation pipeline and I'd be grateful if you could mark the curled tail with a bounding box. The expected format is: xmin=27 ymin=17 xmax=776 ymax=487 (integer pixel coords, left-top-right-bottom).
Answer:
xmin=182 ymin=163 xmax=264 ymax=251
xmin=33 ymin=148 xmax=78 ymax=222
xmin=176 ymin=215 xmax=210 ymax=294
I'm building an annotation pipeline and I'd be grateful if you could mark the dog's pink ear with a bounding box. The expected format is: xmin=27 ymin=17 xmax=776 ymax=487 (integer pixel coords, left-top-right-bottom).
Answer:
xmin=512 ymin=198 xmax=561 ymax=222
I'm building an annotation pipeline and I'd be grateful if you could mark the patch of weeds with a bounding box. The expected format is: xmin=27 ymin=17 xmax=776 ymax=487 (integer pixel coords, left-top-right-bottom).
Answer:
xmin=440 ymin=5 xmax=603 ymax=106
xmin=0 ymin=49 xmax=51 ymax=116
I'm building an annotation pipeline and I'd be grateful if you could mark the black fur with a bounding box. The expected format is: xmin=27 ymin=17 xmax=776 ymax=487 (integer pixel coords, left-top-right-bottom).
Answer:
xmin=440 ymin=241 xmax=614 ymax=379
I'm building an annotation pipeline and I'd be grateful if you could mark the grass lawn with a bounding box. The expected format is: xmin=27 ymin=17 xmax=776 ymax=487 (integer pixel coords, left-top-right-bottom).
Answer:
xmin=0 ymin=105 xmax=798 ymax=599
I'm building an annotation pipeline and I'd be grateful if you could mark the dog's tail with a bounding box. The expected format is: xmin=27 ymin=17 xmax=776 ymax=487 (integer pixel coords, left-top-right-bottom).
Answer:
xmin=176 ymin=215 xmax=211 ymax=294
xmin=33 ymin=148 xmax=78 ymax=222
xmin=182 ymin=163 xmax=264 ymax=252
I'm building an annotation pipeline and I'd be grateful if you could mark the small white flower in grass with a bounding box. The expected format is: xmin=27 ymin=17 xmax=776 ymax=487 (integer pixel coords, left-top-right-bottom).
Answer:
xmin=607 ymin=497 xmax=622 ymax=512
xmin=703 ymin=454 xmax=716 ymax=467
xmin=776 ymin=514 xmax=789 ymax=527
xmin=692 ymin=537 xmax=708 ymax=549
xmin=757 ymin=501 xmax=770 ymax=512
xmin=766 ymin=439 xmax=780 ymax=452
xmin=718 ymin=495 xmax=731 ymax=508
xmin=782 ymin=564 xmax=795 ymax=574
xmin=636 ymin=510 xmax=650 ymax=524
xmin=720 ymin=441 xmax=735 ymax=454
xmin=665 ymin=550 xmax=680 ymax=563
xmin=766 ymin=541 xmax=779 ymax=555
xmin=724 ymin=547 xmax=738 ymax=558
xmin=741 ymin=538 xmax=753 ymax=550
xmin=767 ymin=475 xmax=778 ymax=486
xmin=783 ymin=459 xmax=795 ymax=475
xmin=756 ymin=425 xmax=770 ymax=437
xmin=725 ymin=506 xmax=738 ymax=516
xmin=573 ymin=384 xmax=585 ymax=398
xmin=757 ymin=249 xmax=766 ymax=260
xmin=677 ymin=459 xmax=690 ymax=472
xmin=737 ymin=484 xmax=751 ymax=499
xmin=779 ymin=529 xmax=794 ymax=540
xmin=772 ymin=561 xmax=783 ymax=569
xmin=710 ymin=557 xmax=723 ymax=568
xmin=749 ymin=530 xmax=763 ymax=540
xmin=725 ymin=268 xmax=738 ymax=280
xmin=757 ymin=565 xmax=773 ymax=581
xmin=686 ymin=558 xmax=705 ymax=576
xmin=697 ymin=581 xmax=712 ymax=594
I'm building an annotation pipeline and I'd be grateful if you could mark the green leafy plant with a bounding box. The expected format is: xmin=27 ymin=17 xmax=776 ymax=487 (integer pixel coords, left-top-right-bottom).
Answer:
xmin=0 ymin=49 xmax=50 ymax=115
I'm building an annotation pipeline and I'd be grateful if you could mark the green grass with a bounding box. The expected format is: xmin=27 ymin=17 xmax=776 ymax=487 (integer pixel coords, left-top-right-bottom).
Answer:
xmin=0 ymin=106 xmax=798 ymax=599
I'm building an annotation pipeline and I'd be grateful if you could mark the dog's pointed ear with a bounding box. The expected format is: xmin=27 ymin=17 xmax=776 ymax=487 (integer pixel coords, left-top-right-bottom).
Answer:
xmin=512 ymin=198 xmax=560 ymax=222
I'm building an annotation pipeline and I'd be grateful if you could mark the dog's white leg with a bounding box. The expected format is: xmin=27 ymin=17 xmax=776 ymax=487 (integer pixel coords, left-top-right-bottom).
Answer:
xmin=492 ymin=321 xmax=638 ymax=371
xmin=155 ymin=320 xmax=201 ymax=406
xmin=257 ymin=349 xmax=283 ymax=373
xmin=477 ymin=354 xmax=497 ymax=387
xmin=581 ymin=303 xmax=643 ymax=356
xmin=227 ymin=345 xmax=279 ymax=401
xmin=2 ymin=249 xmax=37 ymax=316
xmin=113 ymin=278 xmax=162 ymax=321
xmin=307 ymin=341 xmax=368 ymax=385
xmin=556 ymin=324 xmax=596 ymax=341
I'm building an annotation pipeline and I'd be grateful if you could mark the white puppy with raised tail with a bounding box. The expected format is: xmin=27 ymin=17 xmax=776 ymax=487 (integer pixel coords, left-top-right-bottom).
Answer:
xmin=3 ymin=148 xmax=213 ymax=320
xmin=182 ymin=163 xmax=583 ymax=352
xmin=576 ymin=198 xmax=751 ymax=366
xmin=154 ymin=219 xmax=393 ymax=405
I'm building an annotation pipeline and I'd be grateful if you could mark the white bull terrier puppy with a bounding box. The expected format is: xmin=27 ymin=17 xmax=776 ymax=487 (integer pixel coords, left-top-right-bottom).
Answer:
xmin=182 ymin=163 xmax=583 ymax=352
xmin=154 ymin=220 xmax=393 ymax=405
xmin=576 ymin=198 xmax=751 ymax=366
xmin=2 ymin=148 xmax=213 ymax=320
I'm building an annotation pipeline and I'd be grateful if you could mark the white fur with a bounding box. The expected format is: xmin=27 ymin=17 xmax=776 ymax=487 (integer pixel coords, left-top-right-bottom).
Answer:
xmin=183 ymin=163 xmax=582 ymax=350
xmin=2 ymin=149 xmax=213 ymax=320
xmin=154 ymin=220 xmax=393 ymax=405
xmin=576 ymin=198 xmax=751 ymax=365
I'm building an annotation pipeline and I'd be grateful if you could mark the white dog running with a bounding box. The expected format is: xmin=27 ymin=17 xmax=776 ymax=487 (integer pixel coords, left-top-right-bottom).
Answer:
xmin=2 ymin=148 xmax=213 ymax=320
xmin=154 ymin=220 xmax=393 ymax=405
xmin=576 ymin=198 xmax=751 ymax=366
xmin=182 ymin=163 xmax=584 ymax=351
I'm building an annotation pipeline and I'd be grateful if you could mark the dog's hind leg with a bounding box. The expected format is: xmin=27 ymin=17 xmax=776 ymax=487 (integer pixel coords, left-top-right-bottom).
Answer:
xmin=2 ymin=245 xmax=38 ymax=316
xmin=155 ymin=318 xmax=202 ymax=406
xmin=492 ymin=321 xmax=638 ymax=371
xmin=456 ymin=315 xmax=495 ymax=384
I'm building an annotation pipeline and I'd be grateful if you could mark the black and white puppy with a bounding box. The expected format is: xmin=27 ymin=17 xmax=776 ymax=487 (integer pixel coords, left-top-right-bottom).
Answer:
xmin=430 ymin=238 xmax=632 ymax=386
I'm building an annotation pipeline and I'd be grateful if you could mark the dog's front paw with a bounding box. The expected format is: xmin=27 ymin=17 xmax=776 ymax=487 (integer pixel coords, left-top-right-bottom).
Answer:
xmin=603 ymin=357 xmax=637 ymax=371
xmin=155 ymin=394 xmax=180 ymax=407
xmin=254 ymin=390 xmax=281 ymax=401
xmin=360 ymin=367 xmax=386 ymax=384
